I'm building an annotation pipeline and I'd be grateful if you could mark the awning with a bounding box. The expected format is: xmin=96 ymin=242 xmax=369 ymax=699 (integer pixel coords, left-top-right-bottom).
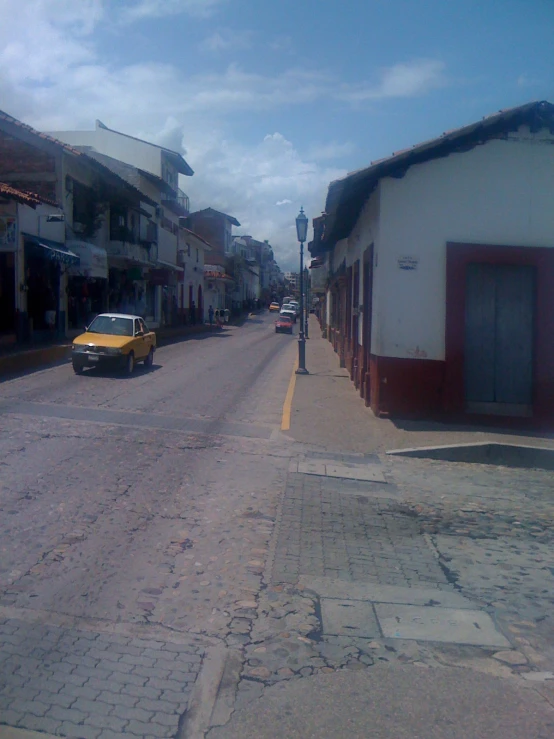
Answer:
xmin=157 ymin=259 xmax=184 ymax=273
xmin=66 ymin=240 xmax=108 ymax=279
xmin=23 ymin=233 xmax=80 ymax=267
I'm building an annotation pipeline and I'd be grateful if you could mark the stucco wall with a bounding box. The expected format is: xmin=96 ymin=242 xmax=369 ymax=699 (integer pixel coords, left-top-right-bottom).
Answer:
xmin=371 ymin=126 xmax=554 ymax=360
xmin=51 ymin=127 xmax=162 ymax=178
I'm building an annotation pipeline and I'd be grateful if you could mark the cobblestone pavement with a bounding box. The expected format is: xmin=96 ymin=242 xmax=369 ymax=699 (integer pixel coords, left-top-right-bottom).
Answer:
xmin=0 ymin=314 xmax=297 ymax=738
xmin=228 ymin=450 xmax=554 ymax=711
xmin=0 ymin=619 xmax=201 ymax=738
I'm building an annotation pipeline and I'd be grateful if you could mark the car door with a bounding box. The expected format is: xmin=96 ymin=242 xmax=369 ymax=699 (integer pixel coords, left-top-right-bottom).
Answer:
xmin=140 ymin=319 xmax=153 ymax=352
xmin=133 ymin=318 xmax=147 ymax=359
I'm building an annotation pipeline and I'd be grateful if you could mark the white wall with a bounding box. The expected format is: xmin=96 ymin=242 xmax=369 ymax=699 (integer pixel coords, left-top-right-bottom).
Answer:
xmin=157 ymin=225 xmax=177 ymax=264
xmin=366 ymin=126 xmax=554 ymax=360
xmin=330 ymin=186 xmax=380 ymax=349
xmin=50 ymin=125 xmax=162 ymax=178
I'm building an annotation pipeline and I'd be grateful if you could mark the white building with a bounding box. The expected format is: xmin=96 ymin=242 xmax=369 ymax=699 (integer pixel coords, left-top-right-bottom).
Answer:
xmin=311 ymin=101 xmax=554 ymax=426
xmin=48 ymin=120 xmax=194 ymax=325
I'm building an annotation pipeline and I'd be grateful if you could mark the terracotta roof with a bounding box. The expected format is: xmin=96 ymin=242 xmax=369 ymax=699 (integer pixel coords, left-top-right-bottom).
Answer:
xmin=189 ymin=207 xmax=240 ymax=227
xmin=179 ymin=227 xmax=213 ymax=251
xmin=0 ymin=182 xmax=59 ymax=208
xmin=204 ymin=270 xmax=233 ymax=280
xmin=314 ymin=100 xmax=554 ymax=251
xmin=0 ymin=110 xmax=151 ymax=207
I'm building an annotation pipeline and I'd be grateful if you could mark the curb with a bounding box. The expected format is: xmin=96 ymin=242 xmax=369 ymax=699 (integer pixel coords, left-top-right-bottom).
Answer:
xmin=0 ymin=344 xmax=72 ymax=379
xmin=178 ymin=645 xmax=242 ymax=739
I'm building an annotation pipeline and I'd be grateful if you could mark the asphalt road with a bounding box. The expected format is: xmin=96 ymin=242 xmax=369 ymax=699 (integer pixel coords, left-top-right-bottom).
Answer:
xmin=0 ymin=312 xmax=300 ymax=737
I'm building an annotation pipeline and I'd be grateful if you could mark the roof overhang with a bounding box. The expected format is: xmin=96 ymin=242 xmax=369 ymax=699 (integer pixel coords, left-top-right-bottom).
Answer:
xmin=163 ymin=150 xmax=194 ymax=177
xmin=321 ymin=100 xmax=554 ymax=248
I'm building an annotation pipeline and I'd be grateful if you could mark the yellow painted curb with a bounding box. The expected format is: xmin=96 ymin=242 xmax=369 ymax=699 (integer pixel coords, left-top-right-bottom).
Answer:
xmin=281 ymin=359 xmax=298 ymax=431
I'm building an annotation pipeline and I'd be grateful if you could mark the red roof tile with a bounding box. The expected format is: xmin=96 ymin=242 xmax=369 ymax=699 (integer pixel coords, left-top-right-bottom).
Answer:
xmin=0 ymin=182 xmax=59 ymax=208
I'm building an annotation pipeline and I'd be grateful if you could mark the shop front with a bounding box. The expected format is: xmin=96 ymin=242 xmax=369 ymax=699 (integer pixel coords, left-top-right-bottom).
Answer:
xmin=149 ymin=261 xmax=183 ymax=326
xmin=22 ymin=233 xmax=79 ymax=339
xmin=66 ymin=240 xmax=108 ymax=329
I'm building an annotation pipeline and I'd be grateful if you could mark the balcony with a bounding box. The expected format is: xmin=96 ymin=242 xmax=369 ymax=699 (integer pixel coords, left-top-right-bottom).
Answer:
xmin=161 ymin=188 xmax=190 ymax=218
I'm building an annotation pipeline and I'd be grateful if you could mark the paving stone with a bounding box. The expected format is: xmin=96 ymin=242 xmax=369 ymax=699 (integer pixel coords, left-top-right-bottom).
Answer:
xmin=375 ymin=604 xmax=510 ymax=647
xmin=59 ymin=721 xmax=102 ymax=739
xmin=110 ymin=704 xmax=154 ymax=722
xmin=126 ymin=720 xmax=174 ymax=737
xmin=320 ymin=599 xmax=380 ymax=638
xmin=48 ymin=705 xmax=88 ymax=724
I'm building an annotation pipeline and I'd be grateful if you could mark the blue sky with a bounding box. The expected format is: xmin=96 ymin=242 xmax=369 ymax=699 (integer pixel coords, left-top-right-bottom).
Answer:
xmin=1 ymin=0 xmax=553 ymax=268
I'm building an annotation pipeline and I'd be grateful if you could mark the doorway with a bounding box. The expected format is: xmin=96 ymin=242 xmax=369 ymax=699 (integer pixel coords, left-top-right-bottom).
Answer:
xmin=464 ymin=263 xmax=535 ymax=416
xmin=0 ymin=252 xmax=16 ymax=337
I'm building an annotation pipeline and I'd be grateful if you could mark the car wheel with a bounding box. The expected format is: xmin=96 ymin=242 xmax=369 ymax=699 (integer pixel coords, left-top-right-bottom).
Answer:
xmin=125 ymin=351 xmax=135 ymax=375
xmin=144 ymin=347 xmax=154 ymax=368
xmin=72 ymin=360 xmax=84 ymax=375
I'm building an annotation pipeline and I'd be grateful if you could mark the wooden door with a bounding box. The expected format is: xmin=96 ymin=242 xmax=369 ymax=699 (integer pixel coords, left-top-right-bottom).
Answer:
xmin=465 ymin=264 xmax=535 ymax=415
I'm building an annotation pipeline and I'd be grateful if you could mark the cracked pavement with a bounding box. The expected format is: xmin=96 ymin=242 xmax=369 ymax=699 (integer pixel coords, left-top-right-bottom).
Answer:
xmin=1 ymin=313 xmax=554 ymax=739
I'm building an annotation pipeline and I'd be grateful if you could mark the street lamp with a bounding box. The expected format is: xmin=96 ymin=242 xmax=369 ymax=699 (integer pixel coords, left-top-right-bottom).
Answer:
xmin=304 ymin=266 xmax=310 ymax=339
xmin=295 ymin=207 xmax=309 ymax=374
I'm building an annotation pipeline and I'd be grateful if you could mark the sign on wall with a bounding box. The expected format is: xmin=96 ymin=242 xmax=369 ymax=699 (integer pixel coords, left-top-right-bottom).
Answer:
xmin=398 ymin=255 xmax=419 ymax=271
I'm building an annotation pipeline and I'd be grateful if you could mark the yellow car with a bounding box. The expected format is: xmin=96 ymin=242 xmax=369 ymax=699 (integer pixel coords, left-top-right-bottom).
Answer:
xmin=269 ymin=302 xmax=280 ymax=311
xmin=72 ymin=313 xmax=156 ymax=375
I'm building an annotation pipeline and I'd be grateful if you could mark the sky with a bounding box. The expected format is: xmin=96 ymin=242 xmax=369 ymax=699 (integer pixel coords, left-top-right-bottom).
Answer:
xmin=1 ymin=0 xmax=553 ymax=270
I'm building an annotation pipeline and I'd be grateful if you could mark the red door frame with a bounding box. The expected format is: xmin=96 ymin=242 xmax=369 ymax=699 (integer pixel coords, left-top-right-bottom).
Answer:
xmin=445 ymin=242 xmax=554 ymax=424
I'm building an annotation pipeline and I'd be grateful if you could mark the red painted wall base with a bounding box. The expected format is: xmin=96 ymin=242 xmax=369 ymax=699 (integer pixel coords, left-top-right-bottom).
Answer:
xmin=369 ymin=355 xmax=445 ymax=418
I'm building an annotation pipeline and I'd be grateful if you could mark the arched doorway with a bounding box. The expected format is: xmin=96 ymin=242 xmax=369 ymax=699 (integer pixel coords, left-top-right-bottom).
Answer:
xmin=197 ymin=285 xmax=203 ymax=323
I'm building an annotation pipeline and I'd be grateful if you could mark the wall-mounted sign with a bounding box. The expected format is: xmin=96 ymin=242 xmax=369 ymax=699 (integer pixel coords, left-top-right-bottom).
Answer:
xmin=398 ymin=255 xmax=419 ymax=271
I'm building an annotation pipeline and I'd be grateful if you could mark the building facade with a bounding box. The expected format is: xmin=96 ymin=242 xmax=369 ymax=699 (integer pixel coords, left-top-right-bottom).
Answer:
xmin=48 ymin=120 xmax=194 ymax=326
xmin=311 ymin=101 xmax=554 ymax=426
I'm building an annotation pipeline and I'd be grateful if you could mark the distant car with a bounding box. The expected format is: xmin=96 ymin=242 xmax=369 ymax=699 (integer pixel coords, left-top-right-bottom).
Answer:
xmin=269 ymin=302 xmax=280 ymax=312
xmin=288 ymin=301 xmax=300 ymax=316
xmin=72 ymin=313 xmax=156 ymax=375
xmin=275 ymin=315 xmax=293 ymax=334
xmin=280 ymin=306 xmax=296 ymax=323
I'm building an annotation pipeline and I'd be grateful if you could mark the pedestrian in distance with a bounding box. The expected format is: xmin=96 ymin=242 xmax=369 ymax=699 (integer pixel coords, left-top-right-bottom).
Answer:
xmin=208 ymin=304 xmax=214 ymax=326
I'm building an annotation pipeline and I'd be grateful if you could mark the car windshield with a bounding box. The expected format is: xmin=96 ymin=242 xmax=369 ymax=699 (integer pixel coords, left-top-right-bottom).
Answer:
xmin=87 ymin=316 xmax=133 ymax=336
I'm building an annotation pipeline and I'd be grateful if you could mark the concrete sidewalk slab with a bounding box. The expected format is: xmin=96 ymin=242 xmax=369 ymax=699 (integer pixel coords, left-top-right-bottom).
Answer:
xmin=375 ymin=603 xmax=510 ymax=647
xmin=299 ymin=577 xmax=475 ymax=609
xmin=208 ymin=665 xmax=554 ymax=739
xmin=288 ymin=316 xmax=554 ymax=454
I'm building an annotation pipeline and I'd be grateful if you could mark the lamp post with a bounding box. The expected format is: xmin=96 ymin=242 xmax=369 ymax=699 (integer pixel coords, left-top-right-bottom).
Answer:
xmin=295 ymin=207 xmax=309 ymax=374
xmin=304 ymin=266 xmax=310 ymax=339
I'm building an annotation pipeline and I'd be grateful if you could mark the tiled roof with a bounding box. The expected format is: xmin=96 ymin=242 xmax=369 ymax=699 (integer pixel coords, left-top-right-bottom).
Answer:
xmin=204 ymin=270 xmax=233 ymax=280
xmin=0 ymin=110 xmax=150 ymax=206
xmin=180 ymin=227 xmax=213 ymax=251
xmin=189 ymin=207 xmax=241 ymax=227
xmin=316 ymin=100 xmax=554 ymax=251
xmin=0 ymin=182 xmax=59 ymax=208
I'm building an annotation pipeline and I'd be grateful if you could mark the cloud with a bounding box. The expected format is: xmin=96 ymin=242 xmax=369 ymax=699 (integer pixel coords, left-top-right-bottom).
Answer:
xmin=203 ymin=29 xmax=254 ymax=53
xmin=118 ymin=0 xmax=227 ymax=22
xmin=339 ymin=59 xmax=446 ymax=103
xmin=516 ymin=73 xmax=541 ymax=88
xmin=0 ymin=3 xmax=446 ymax=269
xmin=306 ymin=141 xmax=356 ymax=161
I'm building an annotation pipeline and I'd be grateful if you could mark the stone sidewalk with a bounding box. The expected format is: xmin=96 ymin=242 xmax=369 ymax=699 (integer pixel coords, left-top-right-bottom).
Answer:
xmin=211 ymin=317 xmax=554 ymax=738
xmin=0 ymin=618 xmax=202 ymax=738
